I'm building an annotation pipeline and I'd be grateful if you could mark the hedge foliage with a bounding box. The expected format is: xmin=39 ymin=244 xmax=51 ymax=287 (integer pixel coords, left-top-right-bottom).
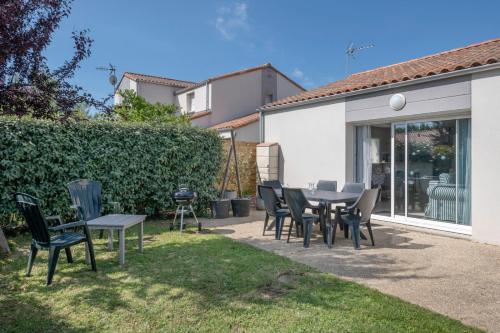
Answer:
xmin=0 ymin=117 xmax=223 ymax=226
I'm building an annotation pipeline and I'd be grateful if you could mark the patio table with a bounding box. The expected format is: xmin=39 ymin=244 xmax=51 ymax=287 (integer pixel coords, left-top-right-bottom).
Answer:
xmin=303 ymin=189 xmax=360 ymax=248
xmin=273 ymin=188 xmax=361 ymax=247
xmin=85 ymin=214 xmax=146 ymax=266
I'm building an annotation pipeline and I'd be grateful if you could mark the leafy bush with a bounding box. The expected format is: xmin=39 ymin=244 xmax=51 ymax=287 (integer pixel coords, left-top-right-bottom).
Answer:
xmin=114 ymin=90 xmax=189 ymax=124
xmin=0 ymin=117 xmax=223 ymax=227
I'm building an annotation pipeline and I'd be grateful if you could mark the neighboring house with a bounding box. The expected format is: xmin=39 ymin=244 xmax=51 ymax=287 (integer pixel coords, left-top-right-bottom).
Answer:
xmin=114 ymin=72 xmax=196 ymax=105
xmin=259 ymin=37 xmax=500 ymax=246
xmin=114 ymin=64 xmax=304 ymax=142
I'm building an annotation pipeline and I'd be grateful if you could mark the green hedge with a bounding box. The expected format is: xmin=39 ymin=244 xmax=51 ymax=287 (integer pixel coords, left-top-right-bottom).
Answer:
xmin=0 ymin=117 xmax=223 ymax=226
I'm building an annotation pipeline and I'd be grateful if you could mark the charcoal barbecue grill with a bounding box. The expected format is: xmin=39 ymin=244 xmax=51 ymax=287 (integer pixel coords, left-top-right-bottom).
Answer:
xmin=171 ymin=186 xmax=200 ymax=232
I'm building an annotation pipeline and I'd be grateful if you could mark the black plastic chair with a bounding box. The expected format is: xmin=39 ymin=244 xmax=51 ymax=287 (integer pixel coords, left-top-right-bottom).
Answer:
xmin=258 ymin=185 xmax=291 ymax=240
xmin=67 ymin=180 xmax=120 ymax=238
xmin=14 ymin=193 xmax=96 ymax=285
xmin=339 ymin=188 xmax=380 ymax=249
xmin=262 ymin=180 xmax=286 ymax=206
xmin=262 ymin=180 xmax=282 ymax=190
xmin=317 ymin=180 xmax=337 ymax=192
xmin=283 ymin=188 xmax=324 ymax=247
xmin=337 ymin=183 xmax=365 ymax=231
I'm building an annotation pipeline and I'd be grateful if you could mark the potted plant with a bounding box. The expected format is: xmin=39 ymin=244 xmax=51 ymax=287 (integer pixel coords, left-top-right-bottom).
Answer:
xmin=210 ymin=198 xmax=231 ymax=219
xmin=231 ymin=197 xmax=251 ymax=217
xmin=223 ymin=189 xmax=237 ymax=200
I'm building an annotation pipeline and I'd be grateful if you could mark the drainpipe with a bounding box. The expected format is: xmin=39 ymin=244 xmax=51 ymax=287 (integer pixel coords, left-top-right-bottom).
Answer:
xmin=205 ymin=80 xmax=210 ymax=112
xmin=259 ymin=110 xmax=264 ymax=143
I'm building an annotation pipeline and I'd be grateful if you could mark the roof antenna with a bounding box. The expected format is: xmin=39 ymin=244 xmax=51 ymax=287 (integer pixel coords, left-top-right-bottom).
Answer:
xmin=345 ymin=42 xmax=374 ymax=76
xmin=97 ymin=63 xmax=118 ymax=91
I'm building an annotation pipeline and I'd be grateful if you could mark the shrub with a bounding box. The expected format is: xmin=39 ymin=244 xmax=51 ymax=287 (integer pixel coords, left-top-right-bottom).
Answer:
xmin=0 ymin=117 xmax=223 ymax=227
xmin=114 ymin=90 xmax=189 ymax=124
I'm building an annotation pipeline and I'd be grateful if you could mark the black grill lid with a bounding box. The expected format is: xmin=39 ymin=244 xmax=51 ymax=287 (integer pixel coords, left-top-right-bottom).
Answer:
xmin=172 ymin=187 xmax=196 ymax=201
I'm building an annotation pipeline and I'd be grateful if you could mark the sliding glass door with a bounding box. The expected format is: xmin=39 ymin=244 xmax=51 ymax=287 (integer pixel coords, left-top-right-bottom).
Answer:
xmin=391 ymin=118 xmax=471 ymax=226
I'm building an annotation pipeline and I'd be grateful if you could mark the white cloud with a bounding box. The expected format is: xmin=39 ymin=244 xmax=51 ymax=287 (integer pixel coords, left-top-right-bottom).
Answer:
xmin=215 ymin=2 xmax=249 ymax=40
xmin=292 ymin=68 xmax=314 ymax=88
xmin=292 ymin=68 xmax=304 ymax=79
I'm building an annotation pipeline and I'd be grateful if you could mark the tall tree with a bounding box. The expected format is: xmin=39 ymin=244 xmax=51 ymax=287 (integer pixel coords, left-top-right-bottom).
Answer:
xmin=0 ymin=0 xmax=104 ymax=120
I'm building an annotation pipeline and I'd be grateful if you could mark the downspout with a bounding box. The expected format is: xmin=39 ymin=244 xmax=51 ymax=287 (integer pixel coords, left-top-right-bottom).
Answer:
xmin=205 ymin=80 xmax=210 ymax=112
xmin=259 ymin=110 xmax=264 ymax=143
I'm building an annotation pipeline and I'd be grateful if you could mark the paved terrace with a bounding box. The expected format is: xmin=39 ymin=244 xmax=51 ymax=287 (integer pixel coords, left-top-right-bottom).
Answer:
xmin=194 ymin=210 xmax=500 ymax=332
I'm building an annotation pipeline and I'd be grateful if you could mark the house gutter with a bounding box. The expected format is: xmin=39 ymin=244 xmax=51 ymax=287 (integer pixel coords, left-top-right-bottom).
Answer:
xmin=259 ymin=62 xmax=500 ymax=113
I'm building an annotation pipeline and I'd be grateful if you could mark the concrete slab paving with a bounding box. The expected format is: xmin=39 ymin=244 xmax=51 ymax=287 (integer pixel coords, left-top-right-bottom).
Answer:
xmin=194 ymin=210 xmax=500 ymax=332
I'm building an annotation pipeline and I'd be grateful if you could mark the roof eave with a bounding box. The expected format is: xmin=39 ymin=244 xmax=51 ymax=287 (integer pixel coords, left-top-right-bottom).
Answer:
xmin=260 ymin=62 xmax=500 ymax=113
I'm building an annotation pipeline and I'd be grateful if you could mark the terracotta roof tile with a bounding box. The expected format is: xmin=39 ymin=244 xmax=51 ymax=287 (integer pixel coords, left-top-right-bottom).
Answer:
xmin=211 ymin=112 xmax=260 ymax=130
xmin=263 ymin=38 xmax=500 ymax=109
xmin=175 ymin=63 xmax=305 ymax=95
xmin=123 ymin=72 xmax=196 ymax=89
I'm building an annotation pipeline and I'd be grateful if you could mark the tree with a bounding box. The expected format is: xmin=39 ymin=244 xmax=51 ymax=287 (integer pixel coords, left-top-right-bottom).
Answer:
xmin=114 ymin=90 xmax=189 ymax=124
xmin=0 ymin=0 xmax=105 ymax=121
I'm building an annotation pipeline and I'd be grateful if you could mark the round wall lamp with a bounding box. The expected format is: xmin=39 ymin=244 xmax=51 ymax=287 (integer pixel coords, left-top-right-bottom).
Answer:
xmin=389 ymin=93 xmax=406 ymax=111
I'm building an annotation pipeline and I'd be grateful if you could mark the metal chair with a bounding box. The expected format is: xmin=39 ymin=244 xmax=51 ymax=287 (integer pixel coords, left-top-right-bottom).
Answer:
xmin=338 ymin=188 xmax=380 ymax=249
xmin=317 ymin=180 xmax=337 ymax=192
xmin=14 ymin=193 xmax=96 ymax=285
xmin=283 ymin=188 xmax=324 ymax=247
xmin=258 ymin=185 xmax=291 ymax=240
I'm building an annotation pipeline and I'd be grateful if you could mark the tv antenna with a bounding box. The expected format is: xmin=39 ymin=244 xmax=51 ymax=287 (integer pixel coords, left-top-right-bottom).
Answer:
xmin=96 ymin=63 xmax=118 ymax=90
xmin=345 ymin=42 xmax=374 ymax=76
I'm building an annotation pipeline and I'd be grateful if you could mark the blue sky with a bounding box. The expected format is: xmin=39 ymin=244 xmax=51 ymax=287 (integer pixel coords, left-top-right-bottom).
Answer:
xmin=45 ymin=0 xmax=500 ymax=103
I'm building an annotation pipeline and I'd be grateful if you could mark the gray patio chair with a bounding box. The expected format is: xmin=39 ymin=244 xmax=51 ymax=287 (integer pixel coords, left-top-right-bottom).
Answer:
xmin=263 ymin=180 xmax=286 ymax=206
xmin=263 ymin=180 xmax=282 ymax=190
xmin=337 ymin=183 xmax=365 ymax=231
xmin=312 ymin=180 xmax=338 ymax=216
xmin=339 ymin=188 xmax=380 ymax=249
xmin=283 ymin=188 xmax=324 ymax=247
xmin=317 ymin=180 xmax=337 ymax=192
xmin=258 ymin=185 xmax=292 ymax=240
xmin=67 ymin=180 xmax=120 ymax=239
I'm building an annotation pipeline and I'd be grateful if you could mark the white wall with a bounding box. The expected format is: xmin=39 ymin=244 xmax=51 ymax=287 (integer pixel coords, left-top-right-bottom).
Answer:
xmin=219 ymin=122 xmax=260 ymax=142
xmin=471 ymin=68 xmax=500 ymax=245
xmin=211 ymin=70 xmax=263 ymax=125
xmin=177 ymin=83 xmax=210 ymax=114
xmin=136 ymin=81 xmax=177 ymax=105
xmin=114 ymin=77 xmax=136 ymax=105
xmin=277 ymin=74 xmax=303 ymax=100
xmin=263 ymin=99 xmax=347 ymax=188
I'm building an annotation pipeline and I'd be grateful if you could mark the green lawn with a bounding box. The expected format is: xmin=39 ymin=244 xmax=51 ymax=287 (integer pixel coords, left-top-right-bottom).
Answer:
xmin=0 ymin=221 xmax=482 ymax=333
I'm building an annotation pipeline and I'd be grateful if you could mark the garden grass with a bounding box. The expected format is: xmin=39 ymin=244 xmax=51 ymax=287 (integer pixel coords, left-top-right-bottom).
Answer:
xmin=0 ymin=220 xmax=483 ymax=333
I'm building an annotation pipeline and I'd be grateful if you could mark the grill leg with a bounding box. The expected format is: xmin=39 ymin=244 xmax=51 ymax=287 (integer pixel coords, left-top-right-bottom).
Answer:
xmin=179 ymin=206 xmax=184 ymax=233
xmin=172 ymin=205 xmax=179 ymax=231
xmin=189 ymin=205 xmax=201 ymax=232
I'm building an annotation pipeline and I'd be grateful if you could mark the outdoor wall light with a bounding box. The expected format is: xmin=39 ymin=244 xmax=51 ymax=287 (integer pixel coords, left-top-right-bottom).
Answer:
xmin=390 ymin=93 xmax=406 ymax=111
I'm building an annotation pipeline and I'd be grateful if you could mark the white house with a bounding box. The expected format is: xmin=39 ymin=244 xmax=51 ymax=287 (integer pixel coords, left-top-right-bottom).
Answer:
xmin=115 ymin=64 xmax=304 ymax=142
xmin=259 ymin=38 xmax=500 ymax=246
xmin=114 ymin=72 xmax=196 ymax=105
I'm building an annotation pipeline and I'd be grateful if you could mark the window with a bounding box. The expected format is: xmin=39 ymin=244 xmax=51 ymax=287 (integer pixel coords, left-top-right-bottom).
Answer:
xmin=187 ymin=92 xmax=195 ymax=112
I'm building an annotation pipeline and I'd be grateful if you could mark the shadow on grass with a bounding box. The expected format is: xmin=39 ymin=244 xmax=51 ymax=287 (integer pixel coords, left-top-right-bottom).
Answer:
xmin=0 ymin=295 xmax=88 ymax=332
xmin=0 ymin=220 xmax=481 ymax=332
